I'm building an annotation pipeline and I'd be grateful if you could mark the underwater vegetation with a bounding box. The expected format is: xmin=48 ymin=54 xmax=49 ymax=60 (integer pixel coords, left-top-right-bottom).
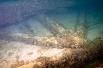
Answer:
xmin=0 ymin=16 xmax=103 ymax=68
xmin=0 ymin=0 xmax=103 ymax=68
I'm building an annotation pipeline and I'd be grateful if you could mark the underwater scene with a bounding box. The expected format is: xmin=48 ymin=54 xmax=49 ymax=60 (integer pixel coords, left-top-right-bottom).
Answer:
xmin=0 ymin=0 xmax=103 ymax=68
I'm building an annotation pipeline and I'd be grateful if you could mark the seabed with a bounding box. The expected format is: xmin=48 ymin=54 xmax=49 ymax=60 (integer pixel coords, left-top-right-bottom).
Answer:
xmin=0 ymin=0 xmax=103 ymax=68
xmin=0 ymin=20 xmax=103 ymax=68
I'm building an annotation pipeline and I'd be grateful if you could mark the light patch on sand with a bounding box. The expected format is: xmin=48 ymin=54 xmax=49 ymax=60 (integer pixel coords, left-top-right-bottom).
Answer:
xmin=0 ymin=40 xmax=67 ymax=68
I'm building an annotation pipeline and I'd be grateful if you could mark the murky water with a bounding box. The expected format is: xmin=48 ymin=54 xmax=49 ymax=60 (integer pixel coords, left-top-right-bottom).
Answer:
xmin=0 ymin=0 xmax=103 ymax=40
xmin=0 ymin=1 xmax=103 ymax=68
